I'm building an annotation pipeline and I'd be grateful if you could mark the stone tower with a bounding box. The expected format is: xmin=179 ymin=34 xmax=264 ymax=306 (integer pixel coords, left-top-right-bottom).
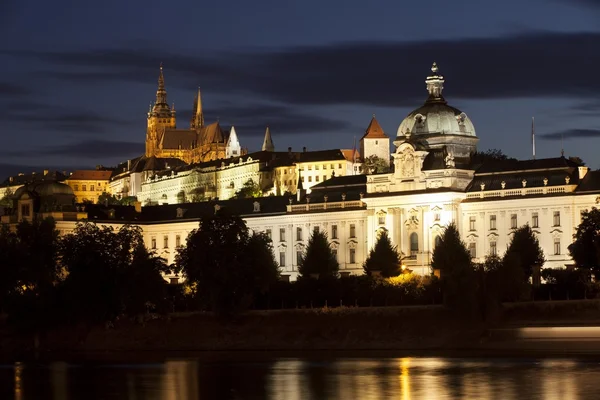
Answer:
xmin=360 ymin=115 xmax=390 ymax=167
xmin=226 ymin=126 xmax=242 ymax=158
xmin=146 ymin=64 xmax=177 ymax=157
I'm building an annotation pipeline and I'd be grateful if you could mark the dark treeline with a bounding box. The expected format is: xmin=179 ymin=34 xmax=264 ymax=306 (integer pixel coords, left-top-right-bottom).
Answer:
xmin=2 ymin=207 xmax=600 ymax=342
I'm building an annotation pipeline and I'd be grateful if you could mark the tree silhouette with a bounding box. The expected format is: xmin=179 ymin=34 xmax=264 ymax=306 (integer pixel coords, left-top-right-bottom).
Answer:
xmin=363 ymin=230 xmax=401 ymax=277
xmin=569 ymin=207 xmax=600 ymax=274
xmin=504 ymin=225 xmax=545 ymax=281
xmin=298 ymin=230 xmax=339 ymax=279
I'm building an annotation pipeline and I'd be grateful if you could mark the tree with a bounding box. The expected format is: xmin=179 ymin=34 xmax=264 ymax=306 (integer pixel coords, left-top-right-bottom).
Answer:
xmin=0 ymin=218 xmax=61 ymax=333
xmin=569 ymin=207 xmax=600 ymax=274
xmin=59 ymin=223 xmax=169 ymax=324
xmin=298 ymin=230 xmax=339 ymax=279
xmin=176 ymin=209 xmax=279 ymax=316
xmin=234 ymin=179 xmax=262 ymax=199
xmin=363 ymin=230 xmax=401 ymax=277
xmin=0 ymin=187 xmax=14 ymax=208
xmin=504 ymin=225 xmax=545 ymax=281
xmin=470 ymin=149 xmax=516 ymax=165
xmin=431 ymin=223 xmax=478 ymax=313
xmin=363 ymin=155 xmax=390 ymax=174
xmin=98 ymin=192 xmax=120 ymax=206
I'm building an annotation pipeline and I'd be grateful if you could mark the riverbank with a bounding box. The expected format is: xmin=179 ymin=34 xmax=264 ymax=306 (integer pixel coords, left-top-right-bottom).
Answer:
xmin=4 ymin=299 xmax=600 ymax=358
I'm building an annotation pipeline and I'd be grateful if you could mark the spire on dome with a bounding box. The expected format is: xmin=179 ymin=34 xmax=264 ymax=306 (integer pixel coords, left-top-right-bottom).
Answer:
xmin=425 ymin=62 xmax=446 ymax=103
xmin=262 ymin=126 xmax=274 ymax=152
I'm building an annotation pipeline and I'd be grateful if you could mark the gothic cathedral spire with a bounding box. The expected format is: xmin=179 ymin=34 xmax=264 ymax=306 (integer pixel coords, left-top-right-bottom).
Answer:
xmin=155 ymin=63 xmax=168 ymax=107
xmin=190 ymin=88 xmax=204 ymax=129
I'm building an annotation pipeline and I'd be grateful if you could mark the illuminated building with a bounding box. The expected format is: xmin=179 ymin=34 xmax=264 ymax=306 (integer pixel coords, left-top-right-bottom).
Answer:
xmin=145 ymin=65 xmax=246 ymax=164
xmin=64 ymin=169 xmax=113 ymax=204
xmin=1 ymin=63 xmax=599 ymax=282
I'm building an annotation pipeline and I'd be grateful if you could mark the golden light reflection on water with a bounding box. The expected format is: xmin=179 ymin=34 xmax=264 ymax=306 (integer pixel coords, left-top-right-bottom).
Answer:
xmin=8 ymin=356 xmax=600 ymax=399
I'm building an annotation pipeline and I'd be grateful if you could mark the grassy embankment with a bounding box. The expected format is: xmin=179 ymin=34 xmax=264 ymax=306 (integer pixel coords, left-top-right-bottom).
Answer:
xmin=4 ymin=300 xmax=600 ymax=356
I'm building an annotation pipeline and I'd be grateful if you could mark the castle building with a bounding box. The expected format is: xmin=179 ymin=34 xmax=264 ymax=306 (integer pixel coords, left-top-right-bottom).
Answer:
xmin=2 ymin=62 xmax=600 ymax=284
xmin=360 ymin=115 xmax=390 ymax=167
xmin=145 ymin=66 xmax=245 ymax=164
xmin=64 ymin=169 xmax=113 ymax=204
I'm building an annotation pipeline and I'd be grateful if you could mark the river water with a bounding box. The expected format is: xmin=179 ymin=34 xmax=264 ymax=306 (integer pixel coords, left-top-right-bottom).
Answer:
xmin=3 ymin=356 xmax=600 ymax=399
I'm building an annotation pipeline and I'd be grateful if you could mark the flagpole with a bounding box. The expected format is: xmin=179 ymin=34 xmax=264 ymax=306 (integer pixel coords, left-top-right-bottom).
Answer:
xmin=532 ymin=117 xmax=536 ymax=160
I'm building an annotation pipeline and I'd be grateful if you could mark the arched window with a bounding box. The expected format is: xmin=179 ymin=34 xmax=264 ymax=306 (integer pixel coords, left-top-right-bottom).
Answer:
xmin=410 ymin=232 xmax=419 ymax=256
xmin=434 ymin=235 xmax=442 ymax=248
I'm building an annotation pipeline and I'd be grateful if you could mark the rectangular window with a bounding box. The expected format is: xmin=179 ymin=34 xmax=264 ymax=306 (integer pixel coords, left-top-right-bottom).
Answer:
xmin=296 ymin=251 xmax=303 ymax=264
xmin=332 ymin=224 xmax=338 ymax=239
xmin=511 ymin=214 xmax=518 ymax=229
xmin=308 ymin=165 xmax=312 ymax=170
xmin=468 ymin=242 xmax=477 ymax=258
xmin=266 ymin=229 xmax=272 ymax=240
xmin=279 ymin=252 xmax=286 ymax=267
xmin=21 ymin=204 xmax=30 ymax=217
xmin=490 ymin=215 xmax=496 ymax=230
xmin=338 ymin=163 xmax=342 ymax=169
xmin=90 ymin=185 xmax=95 ymax=192
xmin=163 ymin=235 xmax=169 ymax=248
xmin=316 ymin=176 xmax=320 ymax=182
xmin=532 ymin=212 xmax=539 ymax=228
xmin=151 ymin=237 xmax=157 ymax=250
xmin=469 ymin=216 xmax=476 ymax=231
xmin=175 ymin=235 xmax=181 ymax=248
xmin=350 ymin=248 xmax=356 ymax=264
xmin=302 ymin=177 xmax=305 ymax=182
xmin=378 ymin=215 xmax=385 ymax=225
xmin=490 ymin=241 xmax=497 ymax=256
xmin=279 ymin=228 xmax=286 ymax=242
xmin=330 ymin=164 xmax=334 ymax=169
xmin=74 ymin=184 xmax=79 ymax=191
xmin=296 ymin=227 xmax=303 ymax=241
xmin=553 ymin=211 xmax=561 ymax=227
xmin=308 ymin=176 xmax=312 ymax=182
xmin=350 ymin=224 xmax=356 ymax=238
xmin=316 ymin=165 xmax=320 ymax=170
xmin=82 ymin=184 xmax=87 ymax=191
xmin=554 ymin=239 xmax=561 ymax=255
xmin=322 ymin=175 xmax=326 ymax=182
xmin=434 ymin=212 xmax=441 ymax=222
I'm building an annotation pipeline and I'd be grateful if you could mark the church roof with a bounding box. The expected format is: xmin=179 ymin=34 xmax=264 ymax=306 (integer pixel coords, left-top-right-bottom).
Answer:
xmin=361 ymin=116 xmax=387 ymax=139
xmin=66 ymin=170 xmax=113 ymax=181
xmin=161 ymin=129 xmax=197 ymax=150
xmin=199 ymin=122 xmax=226 ymax=145
xmin=85 ymin=196 xmax=290 ymax=223
xmin=341 ymin=149 xmax=360 ymax=162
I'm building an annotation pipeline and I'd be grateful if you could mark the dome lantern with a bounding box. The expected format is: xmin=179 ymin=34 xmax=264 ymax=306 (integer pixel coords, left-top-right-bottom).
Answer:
xmin=425 ymin=62 xmax=445 ymax=103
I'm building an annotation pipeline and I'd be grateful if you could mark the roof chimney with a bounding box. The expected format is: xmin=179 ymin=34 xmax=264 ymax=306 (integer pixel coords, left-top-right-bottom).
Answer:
xmin=127 ymin=159 xmax=131 ymax=171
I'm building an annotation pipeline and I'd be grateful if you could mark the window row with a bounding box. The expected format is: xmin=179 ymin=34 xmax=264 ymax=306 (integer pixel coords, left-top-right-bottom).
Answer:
xmin=268 ymin=224 xmax=356 ymax=242
xmin=469 ymin=211 xmax=561 ymax=231
xmin=279 ymin=248 xmax=356 ymax=267
xmin=300 ymin=164 xmax=343 ymax=171
xmin=72 ymin=184 xmax=105 ymax=192
xmin=466 ymin=239 xmax=561 ymax=258
xmin=150 ymin=234 xmax=183 ymax=250
xmin=301 ymin=175 xmax=333 ymax=183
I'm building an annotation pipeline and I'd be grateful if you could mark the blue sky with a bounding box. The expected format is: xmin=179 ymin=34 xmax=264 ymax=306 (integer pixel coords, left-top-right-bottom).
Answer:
xmin=1 ymin=0 xmax=600 ymax=177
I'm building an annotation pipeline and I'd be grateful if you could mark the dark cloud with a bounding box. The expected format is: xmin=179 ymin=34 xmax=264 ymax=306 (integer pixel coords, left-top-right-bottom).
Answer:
xmin=1 ymin=140 xmax=144 ymax=160
xmin=178 ymin=103 xmax=357 ymax=136
xmin=540 ymin=129 xmax=600 ymax=141
xmin=0 ymin=101 xmax=134 ymax=134
xmin=4 ymin=31 xmax=600 ymax=108
xmin=0 ymin=82 xmax=29 ymax=96
xmin=570 ymin=99 xmax=600 ymax=114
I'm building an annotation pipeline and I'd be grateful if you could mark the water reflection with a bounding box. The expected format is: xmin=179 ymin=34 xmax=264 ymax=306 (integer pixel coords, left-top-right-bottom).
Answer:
xmin=1 ymin=356 xmax=600 ymax=399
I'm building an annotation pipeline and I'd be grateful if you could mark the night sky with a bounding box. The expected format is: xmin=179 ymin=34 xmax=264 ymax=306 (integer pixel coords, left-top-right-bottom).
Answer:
xmin=1 ymin=0 xmax=600 ymax=178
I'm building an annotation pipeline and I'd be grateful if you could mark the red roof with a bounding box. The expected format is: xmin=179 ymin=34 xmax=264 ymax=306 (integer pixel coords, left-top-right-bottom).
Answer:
xmin=67 ymin=170 xmax=113 ymax=181
xmin=342 ymin=149 xmax=360 ymax=162
xmin=361 ymin=116 xmax=388 ymax=139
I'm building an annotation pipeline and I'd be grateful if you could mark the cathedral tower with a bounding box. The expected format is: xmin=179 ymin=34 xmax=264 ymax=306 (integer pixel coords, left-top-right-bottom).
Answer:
xmin=146 ymin=64 xmax=177 ymax=157
xmin=190 ymin=87 xmax=204 ymax=129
